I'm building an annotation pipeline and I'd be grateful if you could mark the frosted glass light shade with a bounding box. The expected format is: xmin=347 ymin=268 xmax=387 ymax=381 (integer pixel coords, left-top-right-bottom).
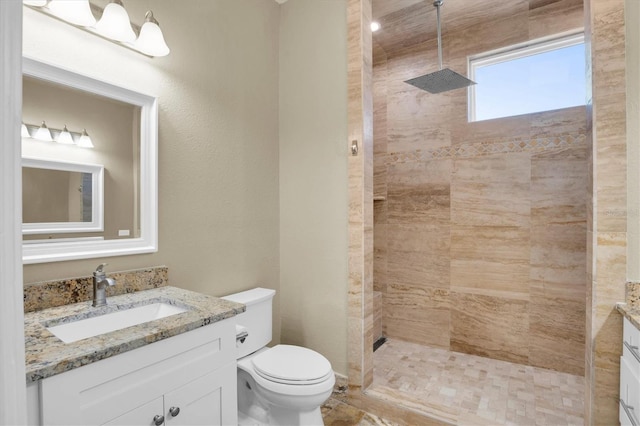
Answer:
xmin=77 ymin=129 xmax=94 ymax=148
xmin=135 ymin=11 xmax=170 ymax=57
xmin=95 ymin=0 xmax=136 ymax=43
xmin=57 ymin=125 xmax=74 ymax=144
xmin=34 ymin=121 xmax=53 ymax=142
xmin=23 ymin=0 xmax=47 ymax=6
xmin=48 ymin=0 xmax=96 ymax=27
xmin=21 ymin=123 xmax=31 ymax=138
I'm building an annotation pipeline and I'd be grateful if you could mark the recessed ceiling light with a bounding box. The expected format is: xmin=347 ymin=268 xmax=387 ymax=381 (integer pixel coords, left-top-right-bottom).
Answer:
xmin=371 ymin=21 xmax=381 ymax=32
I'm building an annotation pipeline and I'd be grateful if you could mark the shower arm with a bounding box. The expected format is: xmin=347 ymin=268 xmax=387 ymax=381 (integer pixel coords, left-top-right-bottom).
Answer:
xmin=435 ymin=0 xmax=443 ymax=71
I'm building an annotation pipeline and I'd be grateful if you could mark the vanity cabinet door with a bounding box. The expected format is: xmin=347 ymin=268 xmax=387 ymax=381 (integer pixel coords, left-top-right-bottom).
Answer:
xmin=39 ymin=320 xmax=236 ymax=426
xmin=164 ymin=362 xmax=237 ymax=426
xmin=102 ymin=397 xmax=164 ymax=426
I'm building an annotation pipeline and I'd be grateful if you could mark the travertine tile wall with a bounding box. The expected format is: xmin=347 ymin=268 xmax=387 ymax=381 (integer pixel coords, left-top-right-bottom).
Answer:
xmin=348 ymin=0 xmax=374 ymax=391
xmin=584 ymin=0 xmax=628 ymax=423
xmin=372 ymin=0 xmax=587 ymax=376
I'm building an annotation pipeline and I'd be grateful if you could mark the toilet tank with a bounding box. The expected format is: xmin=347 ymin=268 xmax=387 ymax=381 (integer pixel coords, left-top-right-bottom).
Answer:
xmin=222 ymin=287 xmax=275 ymax=358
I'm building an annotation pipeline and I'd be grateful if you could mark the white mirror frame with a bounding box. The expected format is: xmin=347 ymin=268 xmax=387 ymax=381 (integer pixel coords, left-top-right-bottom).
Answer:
xmin=22 ymin=156 xmax=104 ymax=235
xmin=22 ymin=57 xmax=158 ymax=264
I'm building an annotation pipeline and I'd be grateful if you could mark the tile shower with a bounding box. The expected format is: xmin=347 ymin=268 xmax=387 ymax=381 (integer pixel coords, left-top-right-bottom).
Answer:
xmin=369 ymin=0 xmax=587 ymax=422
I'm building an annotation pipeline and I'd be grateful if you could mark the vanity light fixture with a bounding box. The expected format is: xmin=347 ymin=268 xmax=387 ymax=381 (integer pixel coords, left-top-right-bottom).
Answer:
xmin=22 ymin=122 xmax=94 ymax=149
xmin=135 ymin=11 xmax=170 ymax=57
xmin=77 ymin=129 xmax=94 ymax=148
xmin=56 ymin=124 xmax=74 ymax=145
xmin=94 ymin=0 xmax=136 ymax=43
xmin=23 ymin=0 xmax=171 ymax=58
xmin=371 ymin=21 xmax=381 ymax=32
xmin=47 ymin=0 xmax=96 ymax=27
xmin=33 ymin=121 xmax=53 ymax=142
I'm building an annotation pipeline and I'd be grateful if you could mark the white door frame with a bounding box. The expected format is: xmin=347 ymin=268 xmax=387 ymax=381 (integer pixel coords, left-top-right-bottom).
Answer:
xmin=0 ymin=0 xmax=27 ymax=423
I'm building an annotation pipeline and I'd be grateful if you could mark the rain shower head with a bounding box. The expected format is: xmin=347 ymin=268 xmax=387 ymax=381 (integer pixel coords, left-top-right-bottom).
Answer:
xmin=405 ymin=68 xmax=475 ymax=94
xmin=404 ymin=0 xmax=476 ymax=94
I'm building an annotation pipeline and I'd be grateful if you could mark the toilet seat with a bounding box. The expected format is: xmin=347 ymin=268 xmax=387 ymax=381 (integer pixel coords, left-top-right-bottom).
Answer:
xmin=251 ymin=345 xmax=333 ymax=385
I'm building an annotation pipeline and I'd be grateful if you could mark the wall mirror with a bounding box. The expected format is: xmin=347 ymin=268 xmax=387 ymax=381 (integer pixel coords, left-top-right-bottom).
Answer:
xmin=22 ymin=57 xmax=158 ymax=264
xmin=23 ymin=157 xmax=104 ymax=235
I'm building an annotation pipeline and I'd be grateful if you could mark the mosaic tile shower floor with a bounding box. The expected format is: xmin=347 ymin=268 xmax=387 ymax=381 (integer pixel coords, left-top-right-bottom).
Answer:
xmin=360 ymin=338 xmax=585 ymax=425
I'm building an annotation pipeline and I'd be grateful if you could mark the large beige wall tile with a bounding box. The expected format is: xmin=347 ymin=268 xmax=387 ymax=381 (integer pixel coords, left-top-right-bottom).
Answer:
xmin=373 ymin=60 xmax=388 ymax=199
xmin=451 ymin=153 xmax=531 ymax=227
xmin=595 ymin=232 xmax=627 ymax=301
xmin=530 ymin=223 xmax=587 ymax=301
xmin=386 ymin=224 xmax=450 ymax=290
xmin=528 ymin=294 xmax=585 ymax=375
xmin=528 ymin=137 xmax=588 ymax=371
xmin=386 ymin=91 xmax=453 ymax=154
xmin=384 ymin=283 xmax=450 ymax=348
xmin=528 ymin=0 xmax=584 ymax=39
xmin=531 ymin=145 xmax=587 ymax=226
xmin=451 ymin=226 xmax=530 ymax=298
xmin=450 ymin=292 xmax=529 ymax=364
xmin=592 ymin=364 xmax=621 ymax=423
xmin=373 ymin=222 xmax=387 ymax=293
xmin=387 ymin=159 xmax=451 ymax=225
xmin=529 ymin=107 xmax=587 ymax=139
xmin=596 ymin=143 xmax=627 ymax=232
xmin=446 ymin=8 xmax=529 ymax=60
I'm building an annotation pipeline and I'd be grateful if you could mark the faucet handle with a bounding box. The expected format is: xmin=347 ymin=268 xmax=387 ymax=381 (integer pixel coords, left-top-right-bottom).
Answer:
xmin=95 ymin=263 xmax=108 ymax=274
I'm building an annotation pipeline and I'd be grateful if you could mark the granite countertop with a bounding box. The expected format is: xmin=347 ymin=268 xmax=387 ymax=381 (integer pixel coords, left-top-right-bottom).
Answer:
xmin=25 ymin=286 xmax=245 ymax=383
xmin=617 ymin=303 xmax=640 ymax=330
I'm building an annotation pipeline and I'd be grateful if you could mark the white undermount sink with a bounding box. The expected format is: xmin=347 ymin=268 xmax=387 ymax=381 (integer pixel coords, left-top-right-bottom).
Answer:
xmin=46 ymin=302 xmax=188 ymax=343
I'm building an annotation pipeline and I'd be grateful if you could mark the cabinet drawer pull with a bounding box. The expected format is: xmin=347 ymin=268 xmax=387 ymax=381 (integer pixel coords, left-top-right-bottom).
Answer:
xmin=169 ymin=406 xmax=180 ymax=417
xmin=625 ymin=341 xmax=640 ymax=363
xmin=622 ymin=398 xmax=639 ymax=426
xmin=153 ymin=414 xmax=165 ymax=426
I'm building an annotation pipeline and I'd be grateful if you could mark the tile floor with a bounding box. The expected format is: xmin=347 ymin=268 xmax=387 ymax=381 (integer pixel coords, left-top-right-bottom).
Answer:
xmin=364 ymin=338 xmax=585 ymax=425
xmin=322 ymin=397 xmax=399 ymax=426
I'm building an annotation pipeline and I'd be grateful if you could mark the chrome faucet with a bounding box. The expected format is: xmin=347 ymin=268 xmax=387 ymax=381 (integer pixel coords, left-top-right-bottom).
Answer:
xmin=92 ymin=263 xmax=116 ymax=307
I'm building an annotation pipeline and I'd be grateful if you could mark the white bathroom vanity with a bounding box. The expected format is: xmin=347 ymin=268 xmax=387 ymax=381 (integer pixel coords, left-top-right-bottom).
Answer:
xmin=24 ymin=287 xmax=244 ymax=426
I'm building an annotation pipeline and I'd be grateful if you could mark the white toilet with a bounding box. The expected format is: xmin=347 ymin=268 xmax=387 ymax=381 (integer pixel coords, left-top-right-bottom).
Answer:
xmin=222 ymin=288 xmax=335 ymax=426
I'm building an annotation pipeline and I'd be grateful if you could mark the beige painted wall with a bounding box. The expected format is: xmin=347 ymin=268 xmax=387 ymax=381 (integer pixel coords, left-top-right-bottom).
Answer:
xmin=22 ymin=1 xmax=281 ymax=343
xmin=278 ymin=0 xmax=349 ymax=376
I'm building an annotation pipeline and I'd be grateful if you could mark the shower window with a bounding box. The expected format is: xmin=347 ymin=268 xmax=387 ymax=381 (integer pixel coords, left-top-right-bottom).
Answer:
xmin=468 ymin=30 xmax=586 ymax=122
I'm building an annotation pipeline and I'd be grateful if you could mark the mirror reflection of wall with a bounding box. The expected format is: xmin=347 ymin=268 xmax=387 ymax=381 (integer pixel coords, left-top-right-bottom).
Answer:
xmin=22 ymin=75 xmax=141 ymax=241
xmin=22 ymin=168 xmax=92 ymax=224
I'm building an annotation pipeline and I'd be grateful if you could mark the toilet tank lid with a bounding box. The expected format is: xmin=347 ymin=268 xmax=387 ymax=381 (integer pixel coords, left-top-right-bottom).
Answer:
xmin=221 ymin=287 xmax=275 ymax=306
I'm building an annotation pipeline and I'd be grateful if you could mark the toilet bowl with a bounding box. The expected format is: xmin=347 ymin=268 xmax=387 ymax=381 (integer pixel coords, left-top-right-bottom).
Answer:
xmin=222 ymin=288 xmax=335 ymax=426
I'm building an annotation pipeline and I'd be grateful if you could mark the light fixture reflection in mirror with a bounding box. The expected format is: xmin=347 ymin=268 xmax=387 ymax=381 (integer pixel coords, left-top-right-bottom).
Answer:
xmin=57 ymin=125 xmax=74 ymax=145
xmin=34 ymin=121 xmax=53 ymax=142
xmin=22 ymin=122 xmax=94 ymax=148
xmin=77 ymin=129 xmax=94 ymax=148
xmin=22 ymin=57 xmax=158 ymax=264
